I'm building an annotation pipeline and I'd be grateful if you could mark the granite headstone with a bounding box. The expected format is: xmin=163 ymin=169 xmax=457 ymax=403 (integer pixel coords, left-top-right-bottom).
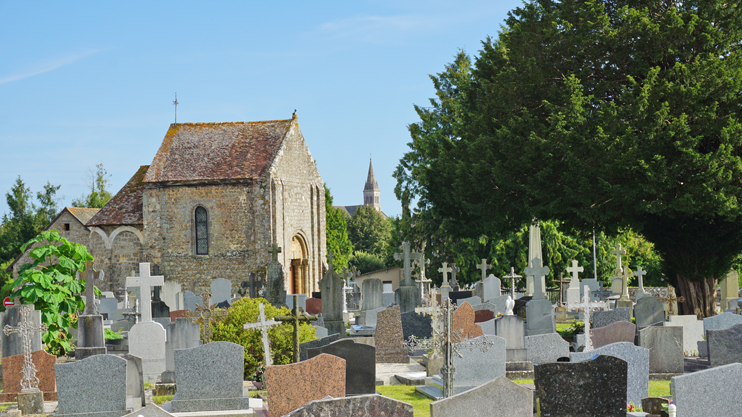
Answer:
xmin=375 ymin=306 xmax=410 ymax=363
xmin=638 ymin=326 xmax=684 ymax=374
xmin=361 ymin=279 xmax=383 ymax=311
xmin=299 ymin=333 xmax=341 ymax=361
xmin=634 ymin=296 xmax=666 ymax=329
xmin=400 ymin=311 xmax=432 ymax=341
xmin=307 ymin=339 xmax=376 ymax=395
xmin=285 ymin=394 xmax=413 ymax=417
xmin=571 ymin=342 xmax=649 ymax=406
xmin=591 ymin=321 xmax=636 ymax=349
xmin=707 ymin=323 xmax=742 ymax=367
xmin=55 ymin=354 xmax=129 ymax=417
xmin=430 ymin=376 xmax=531 ymax=417
xmin=525 ymin=333 xmax=570 ymax=363
xmin=664 ymin=315 xmax=705 ymax=356
xmin=592 ymin=307 xmax=631 ymax=329
xmin=671 ymin=362 xmax=742 ymax=417
xmin=452 ymin=334 xmax=507 ymax=394
xmin=210 ymin=278 xmax=232 ymax=306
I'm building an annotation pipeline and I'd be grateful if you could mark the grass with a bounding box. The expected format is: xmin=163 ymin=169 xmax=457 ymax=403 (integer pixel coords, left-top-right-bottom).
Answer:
xmin=377 ymin=385 xmax=432 ymax=417
xmin=249 ymin=390 xmax=266 ymax=398
xmin=511 ymin=379 xmax=534 ymax=384
xmin=649 ymin=380 xmax=671 ymax=397
xmin=144 ymin=382 xmax=155 ymax=390
xmin=152 ymin=395 xmax=174 ymax=405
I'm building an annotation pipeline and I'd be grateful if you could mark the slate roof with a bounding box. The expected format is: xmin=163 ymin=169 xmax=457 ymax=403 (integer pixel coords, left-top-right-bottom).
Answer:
xmin=144 ymin=119 xmax=294 ymax=184
xmin=86 ymin=165 xmax=149 ymax=226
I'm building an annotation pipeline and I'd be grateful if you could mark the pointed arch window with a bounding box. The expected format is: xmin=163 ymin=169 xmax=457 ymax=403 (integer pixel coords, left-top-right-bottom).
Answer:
xmin=195 ymin=207 xmax=209 ymax=255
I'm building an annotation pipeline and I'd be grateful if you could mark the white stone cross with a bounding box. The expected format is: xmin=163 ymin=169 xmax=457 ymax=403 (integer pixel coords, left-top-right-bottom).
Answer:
xmin=476 ymin=259 xmax=491 ymax=282
xmin=503 ymin=267 xmax=523 ymax=299
xmin=635 ymin=266 xmax=647 ymax=295
xmin=79 ymin=261 xmax=104 ymax=315
xmin=125 ymin=263 xmax=164 ymax=323
xmin=611 ymin=243 xmax=627 ymax=272
xmin=438 ymin=263 xmax=451 ymax=285
xmin=566 ymin=260 xmax=583 ymax=283
xmin=619 ymin=267 xmax=633 ymax=301
xmin=394 ymin=241 xmax=421 ymax=286
xmin=567 ymin=285 xmax=606 ymax=352
xmin=3 ymin=306 xmax=48 ymax=390
xmin=523 ymin=257 xmax=549 ymax=300
xmin=243 ymin=303 xmax=280 ymax=367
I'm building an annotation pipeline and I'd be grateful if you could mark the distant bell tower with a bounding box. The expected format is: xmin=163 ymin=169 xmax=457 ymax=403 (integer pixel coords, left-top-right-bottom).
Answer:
xmin=363 ymin=159 xmax=381 ymax=212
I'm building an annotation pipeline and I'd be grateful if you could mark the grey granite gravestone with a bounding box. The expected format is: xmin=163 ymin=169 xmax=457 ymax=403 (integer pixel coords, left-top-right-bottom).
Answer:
xmin=638 ymin=326 xmax=684 ymax=374
xmin=707 ymin=323 xmax=742 ymax=367
xmin=184 ymin=291 xmax=203 ymax=311
xmin=122 ymin=404 xmax=175 ymax=417
xmin=313 ymin=325 xmax=329 ymax=338
xmin=525 ymin=333 xmax=570 ymax=363
xmin=671 ymin=362 xmax=742 ymax=417
xmin=458 ymin=296 xmax=482 ymax=307
xmin=488 ymin=294 xmax=511 ymax=316
xmin=265 ymin=247 xmax=287 ymax=308
xmin=299 ymin=333 xmax=341 ymax=361
xmin=481 ymin=274 xmax=501 ymax=301
xmin=525 ymin=299 xmax=555 ymax=336
xmin=592 ymin=307 xmax=631 ymax=329
xmin=703 ymin=312 xmax=742 ymax=334
xmin=99 ymin=298 xmax=119 ymax=320
xmin=494 ymin=315 xmax=527 ymax=361
xmin=128 ymin=321 xmax=166 ymax=383
xmin=161 ymin=281 xmax=183 ymax=311
xmin=285 ymin=394 xmax=413 ymax=417
xmin=362 ymin=279 xmax=383 ymax=311
xmin=161 ymin=318 xmax=200 ymax=383
xmin=0 ymin=305 xmax=42 ymax=358
xmin=401 ymin=311 xmax=432 ymax=341
xmin=55 ymin=354 xmax=129 ymax=417
xmin=591 ymin=321 xmax=636 ymax=349
xmin=571 ymin=342 xmax=649 ymax=406
xmin=285 ymin=294 xmax=308 ymax=310
xmin=210 ymin=278 xmax=232 ymax=306
xmin=123 ymin=354 xmax=146 ymax=409
xmin=664 ymin=315 xmax=704 ymax=356
xmin=430 ymin=376 xmax=532 ymax=417
xmin=534 ymin=355 xmax=627 ymax=417
xmin=452 ymin=334 xmax=507 ymax=394
xmin=307 ymin=339 xmax=376 ymax=395
xmin=319 ymin=264 xmax=345 ymax=337
xmin=634 ymin=296 xmax=665 ymax=329
xmin=363 ymin=307 xmax=386 ymax=327
xmin=171 ymin=341 xmax=248 ymax=412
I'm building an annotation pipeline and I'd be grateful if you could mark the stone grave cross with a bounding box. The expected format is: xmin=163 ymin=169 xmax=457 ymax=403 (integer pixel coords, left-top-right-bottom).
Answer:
xmin=476 ymin=259 xmax=491 ymax=282
xmin=3 ymin=305 xmax=48 ymax=390
xmin=125 ymin=262 xmax=164 ymax=323
xmin=341 ymin=267 xmax=351 ymax=314
xmin=523 ymin=257 xmax=550 ymax=300
xmin=243 ymin=303 xmax=280 ymax=366
xmin=656 ymin=287 xmax=685 ymax=316
xmin=566 ymin=259 xmax=583 ymax=282
xmin=438 ymin=263 xmax=451 ymax=285
xmin=415 ymin=248 xmax=432 ymax=301
xmin=450 ymin=263 xmax=461 ymax=291
xmin=183 ymin=292 xmax=228 ymax=343
xmin=268 ymin=243 xmax=282 ymax=262
xmin=635 ymin=266 xmax=647 ymax=296
xmin=503 ymin=267 xmax=523 ymax=299
xmin=394 ymin=241 xmax=421 ymax=286
xmin=556 ymin=272 xmax=570 ymax=306
xmin=247 ymin=272 xmax=263 ymax=298
xmin=619 ymin=266 xmax=633 ymax=302
xmin=276 ymin=294 xmax=318 ymax=363
xmin=612 ymin=243 xmax=627 ymax=271
xmin=567 ymin=285 xmax=605 ymax=352
xmin=79 ymin=261 xmax=103 ymax=315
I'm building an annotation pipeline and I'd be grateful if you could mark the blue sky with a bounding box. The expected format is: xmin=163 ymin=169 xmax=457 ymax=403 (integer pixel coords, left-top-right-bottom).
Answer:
xmin=0 ymin=1 xmax=523 ymax=219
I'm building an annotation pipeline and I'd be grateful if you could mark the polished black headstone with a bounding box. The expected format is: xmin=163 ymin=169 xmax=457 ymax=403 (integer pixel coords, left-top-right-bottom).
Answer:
xmin=400 ymin=311 xmax=432 ymax=342
xmin=307 ymin=339 xmax=376 ymax=395
xmin=448 ymin=291 xmax=473 ymax=304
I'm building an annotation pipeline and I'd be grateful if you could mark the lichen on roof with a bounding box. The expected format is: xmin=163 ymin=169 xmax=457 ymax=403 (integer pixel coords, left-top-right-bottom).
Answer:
xmin=86 ymin=165 xmax=149 ymax=227
xmin=65 ymin=207 xmax=100 ymax=225
xmin=144 ymin=119 xmax=294 ymax=184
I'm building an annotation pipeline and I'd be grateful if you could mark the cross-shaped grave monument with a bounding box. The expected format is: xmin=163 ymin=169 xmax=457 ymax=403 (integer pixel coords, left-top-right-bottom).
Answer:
xmin=503 ymin=267 xmax=523 ymax=299
xmin=634 ymin=266 xmax=647 ymax=299
xmin=476 ymin=259 xmax=491 ymax=282
xmin=555 ymin=272 xmax=570 ymax=306
xmin=523 ymin=258 xmax=549 ymax=300
xmin=76 ymin=261 xmax=107 ymax=360
xmin=243 ymin=303 xmax=281 ymax=366
xmin=183 ymin=292 xmax=228 ymax=343
xmin=438 ymin=263 xmax=452 ymax=299
xmin=657 ymin=287 xmax=685 ymax=316
xmin=341 ymin=267 xmax=351 ymax=314
xmin=415 ymin=246 xmax=432 ymax=302
xmin=566 ymin=285 xmax=607 ymax=351
xmin=394 ymin=241 xmax=421 ymax=286
xmin=276 ymin=294 xmax=318 ymax=363
xmin=450 ymin=263 xmax=461 ymax=291
xmin=125 ymin=263 xmax=164 ymax=323
xmin=3 ymin=305 xmax=48 ymax=414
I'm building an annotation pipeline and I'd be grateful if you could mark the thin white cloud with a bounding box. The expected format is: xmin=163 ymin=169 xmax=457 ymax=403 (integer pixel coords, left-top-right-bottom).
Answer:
xmin=318 ymin=14 xmax=439 ymax=43
xmin=0 ymin=49 xmax=102 ymax=85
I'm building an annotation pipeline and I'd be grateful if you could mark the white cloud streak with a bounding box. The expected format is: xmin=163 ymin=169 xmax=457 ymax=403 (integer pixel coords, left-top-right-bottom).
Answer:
xmin=0 ymin=49 xmax=102 ymax=85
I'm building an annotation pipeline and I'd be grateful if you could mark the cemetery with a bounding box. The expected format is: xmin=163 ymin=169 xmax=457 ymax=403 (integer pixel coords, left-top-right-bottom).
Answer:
xmin=3 ymin=2 xmax=742 ymax=417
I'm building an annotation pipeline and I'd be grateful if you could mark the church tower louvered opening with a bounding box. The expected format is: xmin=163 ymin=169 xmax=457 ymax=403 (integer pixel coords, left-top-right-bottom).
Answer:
xmin=363 ymin=159 xmax=381 ymax=212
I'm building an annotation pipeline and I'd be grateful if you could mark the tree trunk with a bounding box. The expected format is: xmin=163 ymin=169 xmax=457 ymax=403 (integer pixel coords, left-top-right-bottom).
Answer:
xmin=675 ymin=273 xmax=717 ymax=319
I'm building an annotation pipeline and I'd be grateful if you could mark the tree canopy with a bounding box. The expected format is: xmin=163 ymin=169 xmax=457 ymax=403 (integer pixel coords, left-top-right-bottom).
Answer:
xmin=324 ymin=185 xmax=353 ymax=272
xmin=72 ymin=163 xmax=112 ymax=209
xmin=396 ymin=0 xmax=742 ymax=316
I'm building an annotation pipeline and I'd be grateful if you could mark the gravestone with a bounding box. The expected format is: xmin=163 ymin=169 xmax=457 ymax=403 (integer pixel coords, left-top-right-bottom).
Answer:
xmin=285 ymin=294 xmax=308 ymax=310
xmin=265 ymin=244 xmax=287 ymax=307
xmin=76 ymin=263 xmax=108 ymax=360
xmin=0 ymin=305 xmax=42 ymax=358
xmin=591 ymin=321 xmax=636 ymax=349
xmin=571 ymin=342 xmax=649 ymax=406
xmin=299 ymin=333 xmax=341 ymax=361
xmin=266 ymin=353 xmax=346 ymax=417
xmin=99 ymin=297 xmax=118 ymax=320
xmin=707 ymin=323 xmax=742 ymax=367
xmin=375 ymin=306 xmax=409 ymax=363
xmin=313 ymin=325 xmax=328 ymax=338
xmin=634 ymin=295 xmax=665 ymax=328
xmin=452 ymin=302 xmax=484 ymax=339
xmin=171 ymin=342 xmax=248 ymax=412
xmin=361 ymin=279 xmax=383 ymax=311
xmin=0 ymin=349 xmax=57 ymax=402
xmin=534 ymin=355 xmax=627 ymax=417
xmin=664 ymin=315 xmax=704 ymax=357
xmin=565 ymin=260 xmax=583 ymax=306
xmin=452 ymin=334 xmax=507 ymax=394
xmin=184 ymin=291 xmax=202 ymax=311
xmin=400 ymin=311 xmax=432 ymax=341
xmin=671 ymin=362 xmax=742 ymax=417
xmin=161 ymin=281 xmax=183 ymax=311
xmin=319 ymin=254 xmax=345 ymax=337
xmin=703 ymin=311 xmax=742 ymax=334
xmin=210 ymin=278 xmax=232 ymax=306
xmin=488 ymin=294 xmax=511 ymax=316
xmin=430 ymin=376 xmax=532 ymax=417
xmin=592 ymin=307 xmax=631 ymax=329
xmin=122 ymin=404 xmax=175 ymax=417
xmin=474 ymin=309 xmax=494 ymax=323
xmin=524 ymin=258 xmax=555 ymax=336
xmin=638 ymin=326 xmax=684 ymax=374
xmin=161 ymin=318 xmax=200 ymax=383
xmin=720 ymin=270 xmax=740 ymax=313
xmin=459 ymin=296 xmax=482 ymax=307
xmin=307 ymin=339 xmax=376 ymax=395
xmin=394 ymin=242 xmax=422 ymax=313
xmin=126 ymin=263 xmax=167 ymax=383
xmin=494 ymin=315 xmax=527 ymax=362
xmin=480 ymin=318 xmax=496 ymax=335
xmin=55 ymin=354 xmax=132 ymax=417
xmin=285 ymin=394 xmax=413 ymax=417
xmin=525 ymin=333 xmax=570 ymax=363
xmin=363 ymin=306 xmax=385 ymax=327
xmin=481 ymin=274 xmax=501 ymax=301
xmin=305 ymin=298 xmax=321 ymax=315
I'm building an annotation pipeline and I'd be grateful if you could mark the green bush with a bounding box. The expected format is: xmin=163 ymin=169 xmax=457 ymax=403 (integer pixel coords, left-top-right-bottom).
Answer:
xmin=211 ymin=297 xmax=317 ymax=380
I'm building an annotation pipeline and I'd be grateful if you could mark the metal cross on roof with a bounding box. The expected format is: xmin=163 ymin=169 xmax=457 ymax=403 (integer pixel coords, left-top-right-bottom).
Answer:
xmin=243 ymin=303 xmax=280 ymax=366
xmin=172 ymin=93 xmax=179 ymax=124
xmin=3 ymin=306 xmax=48 ymax=391
xmin=183 ymin=292 xmax=228 ymax=343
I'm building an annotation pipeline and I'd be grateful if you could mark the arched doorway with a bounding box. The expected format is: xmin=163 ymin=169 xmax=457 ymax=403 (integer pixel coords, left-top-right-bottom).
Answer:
xmin=289 ymin=235 xmax=309 ymax=295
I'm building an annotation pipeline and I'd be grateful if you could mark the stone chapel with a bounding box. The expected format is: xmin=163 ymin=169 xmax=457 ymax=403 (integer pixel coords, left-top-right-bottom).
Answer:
xmin=8 ymin=114 xmax=326 ymax=298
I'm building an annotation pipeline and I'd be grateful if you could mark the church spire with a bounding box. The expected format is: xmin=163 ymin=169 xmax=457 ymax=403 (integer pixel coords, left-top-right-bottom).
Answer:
xmin=363 ymin=159 xmax=381 ymax=211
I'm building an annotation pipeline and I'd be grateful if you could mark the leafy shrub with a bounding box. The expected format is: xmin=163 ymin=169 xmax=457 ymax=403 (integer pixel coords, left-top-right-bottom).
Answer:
xmin=211 ymin=297 xmax=316 ymax=380
xmin=104 ymin=328 xmax=123 ymax=340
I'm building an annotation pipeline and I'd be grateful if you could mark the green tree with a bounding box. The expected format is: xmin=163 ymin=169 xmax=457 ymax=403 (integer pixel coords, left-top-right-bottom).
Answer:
xmin=396 ymin=1 xmax=742 ymax=317
xmin=72 ymin=163 xmax=112 ymax=208
xmin=347 ymin=205 xmax=393 ymax=261
xmin=11 ymin=230 xmax=93 ymax=356
xmin=348 ymin=250 xmax=387 ymax=274
xmin=324 ymin=185 xmax=352 ymax=272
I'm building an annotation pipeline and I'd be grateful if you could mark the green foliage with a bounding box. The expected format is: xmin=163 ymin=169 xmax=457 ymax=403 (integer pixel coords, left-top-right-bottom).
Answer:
xmin=0 ymin=177 xmax=61 ymax=265
xmin=11 ymin=230 xmax=93 ymax=356
xmin=396 ymin=1 xmax=742 ymax=315
xmin=348 ymin=250 xmax=388 ymax=275
xmin=348 ymin=205 xmax=393 ymax=259
xmin=211 ymin=297 xmax=316 ymax=380
xmin=104 ymin=328 xmax=123 ymax=340
xmin=0 ymin=259 xmax=13 ymax=313
xmin=72 ymin=163 xmax=112 ymax=209
xmin=325 ymin=185 xmax=353 ymax=272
